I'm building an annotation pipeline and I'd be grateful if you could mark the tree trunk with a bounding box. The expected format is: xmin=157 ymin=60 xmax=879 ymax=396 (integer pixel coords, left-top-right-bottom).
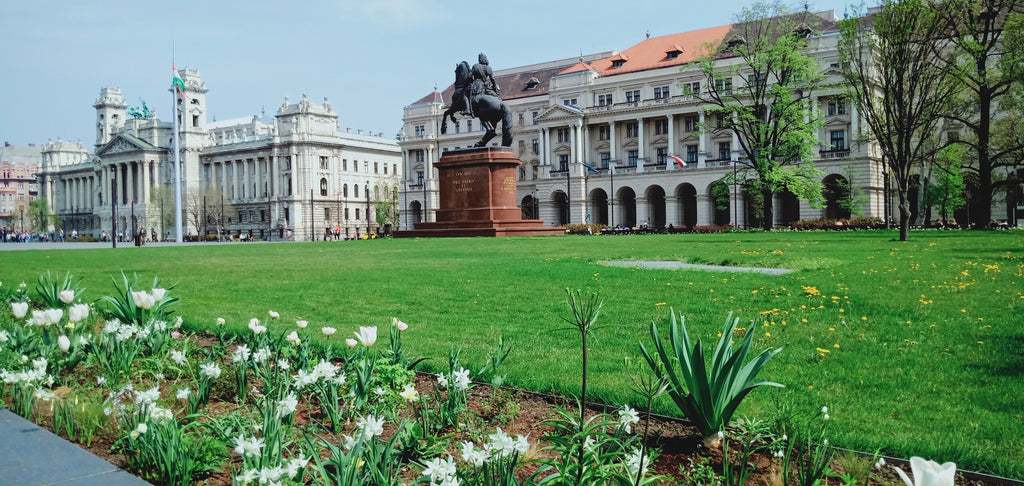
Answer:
xmin=898 ymin=192 xmax=911 ymax=241
xmin=761 ymin=187 xmax=774 ymax=230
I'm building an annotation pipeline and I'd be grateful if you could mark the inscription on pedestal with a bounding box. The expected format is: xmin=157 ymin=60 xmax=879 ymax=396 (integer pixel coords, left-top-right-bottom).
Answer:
xmin=452 ymin=170 xmax=478 ymax=193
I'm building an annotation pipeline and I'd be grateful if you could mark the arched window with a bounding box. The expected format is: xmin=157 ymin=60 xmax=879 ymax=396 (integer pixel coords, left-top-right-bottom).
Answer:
xmin=343 ymin=184 xmax=348 ymax=197
xmin=355 ymin=184 xmax=360 ymax=198
xmin=320 ymin=178 xmax=328 ymax=196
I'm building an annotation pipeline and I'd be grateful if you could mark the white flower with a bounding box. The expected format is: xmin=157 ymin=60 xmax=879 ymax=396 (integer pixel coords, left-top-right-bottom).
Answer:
xmin=286 ymin=331 xmax=301 ymax=346
xmin=393 ymin=317 xmax=409 ymax=331
xmin=44 ymin=308 xmax=63 ymax=326
xmin=284 ymin=453 xmax=309 ymax=477
xmin=277 ymin=359 xmax=290 ymax=370
xmin=296 ymin=320 xmax=308 ymax=328
xmin=453 ymin=367 xmax=471 ymax=390
xmin=233 ymin=435 xmax=266 ymax=458
xmin=400 ymin=383 xmax=419 ymax=402
xmin=513 ymin=434 xmax=530 ymax=454
xmin=11 ymin=302 xmax=29 ymax=319
xmin=625 ymin=448 xmax=649 ymax=478
xmin=422 ymin=455 xmax=457 ymax=483
xmin=29 ymin=310 xmax=47 ymax=326
xmin=437 ymin=373 xmax=449 ymax=388
xmin=311 ymin=360 xmax=339 ymax=381
xmin=268 ymin=310 xmax=280 ymax=319
xmin=461 ymin=441 xmax=490 ymax=466
xmin=619 ymin=405 xmax=640 ymax=434
xmin=151 ymin=288 xmax=166 ymax=301
xmin=176 ymin=388 xmax=191 ymax=400
xmin=293 ymin=369 xmax=317 ymax=388
xmin=822 ymin=406 xmax=828 ymax=414
xmin=135 ymin=386 xmax=160 ymax=405
xmin=0 ymin=330 xmax=8 ymax=343
xmin=235 ymin=469 xmax=258 ymax=484
xmin=199 ymin=362 xmax=222 ymax=380
xmin=149 ymin=406 xmax=173 ymax=422
xmin=57 ymin=335 xmax=71 ymax=352
xmin=279 ymin=393 xmax=298 ymax=415
xmin=59 ymin=289 xmax=75 ymax=304
xmin=131 ymin=291 xmax=155 ymax=309
xmin=68 ymin=303 xmax=89 ymax=323
xmin=895 ymin=457 xmax=956 ymax=486
xmin=321 ymin=326 xmax=336 ymax=336
xmin=77 ymin=335 xmax=89 ymax=347
xmin=876 ymin=457 xmax=887 ymax=470
xmin=353 ymin=326 xmax=377 ymax=347
xmin=253 ymin=347 xmax=271 ymax=362
xmin=357 ymin=414 xmax=385 ymax=439
xmin=374 ymin=387 xmax=386 ymax=396
xmin=96 ymin=376 xmax=106 ymax=386
xmin=487 ymin=428 xmax=516 ymax=456
xmin=216 ymin=317 xmax=226 ymax=326
xmin=824 ymin=413 xmax=830 ymax=420
xmin=345 ymin=338 xmax=358 ymax=347
xmin=232 ymin=344 xmax=251 ymax=363
xmin=248 ymin=318 xmax=267 ymax=335
xmin=34 ymin=388 xmax=55 ymax=401
xmin=169 ymin=350 xmax=187 ymax=366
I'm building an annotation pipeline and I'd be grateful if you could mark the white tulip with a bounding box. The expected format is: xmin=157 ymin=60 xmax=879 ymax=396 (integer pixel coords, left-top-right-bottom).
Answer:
xmin=353 ymin=326 xmax=377 ymax=347
xmin=68 ymin=303 xmax=89 ymax=323
xmin=286 ymin=331 xmax=301 ymax=345
xmin=321 ymin=326 xmax=336 ymax=336
xmin=59 ymin=290 xmax=75 ymax=304
xmin=268 ymin=310 xmax=280 ymax=319
xmin=57 ymin=335 xmax=71 ymax=352
xmin=11 ymin=302 xmax=28 ymax=319
xmin=345 ymin=338 xmax=358 ymax=347
xmin=44 ymin=308 xmax=64 ymax=325
xmin=895 ymin=457 xmax=956 ymax=486
xmin=151 ymin=288 xmax=166 ymax=301
xmin=296 ymin=320 xmax=308 ymax=328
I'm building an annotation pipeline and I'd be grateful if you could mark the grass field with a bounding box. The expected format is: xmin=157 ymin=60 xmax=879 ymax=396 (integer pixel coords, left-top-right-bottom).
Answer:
xmin=2 ymin=230 xmax=1022 ymax=478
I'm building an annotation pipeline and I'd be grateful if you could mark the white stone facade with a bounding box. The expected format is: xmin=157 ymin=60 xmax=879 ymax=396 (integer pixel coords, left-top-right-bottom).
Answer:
xmin=399 ymin=12 xmax=907 ymax=230
xmin=37 ymin=69 xmax=401 ymax=240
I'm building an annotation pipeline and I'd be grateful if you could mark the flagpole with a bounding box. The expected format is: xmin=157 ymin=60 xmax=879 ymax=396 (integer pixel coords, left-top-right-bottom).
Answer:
xmin=172 ymin=70 xmax=183 ymax=243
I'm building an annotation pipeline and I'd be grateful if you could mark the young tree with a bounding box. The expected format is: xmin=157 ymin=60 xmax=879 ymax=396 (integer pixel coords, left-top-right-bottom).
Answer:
xmin=924 ymin=144 xmax=968 ymax=223
xmin=28 ymin=197 xmax=61 ymax=233
xmin=931 ymin=0 xmax=1024 ymax=228
xmin=697 ymin=1 xmax=826 ymax=230
xmin=839 ymin=0 xmax=959 ymax=240
xmin=185 ymin=186 xmax=231 ymax=237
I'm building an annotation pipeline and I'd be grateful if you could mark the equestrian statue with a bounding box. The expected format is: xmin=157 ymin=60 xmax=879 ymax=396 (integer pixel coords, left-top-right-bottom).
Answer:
xmin=441 ymin=53 xmax=514 ymax=147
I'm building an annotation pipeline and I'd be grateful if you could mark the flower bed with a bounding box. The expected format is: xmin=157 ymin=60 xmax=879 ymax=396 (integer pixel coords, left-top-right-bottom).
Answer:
xmin=0 ymin=273 xmax=980 ymax=486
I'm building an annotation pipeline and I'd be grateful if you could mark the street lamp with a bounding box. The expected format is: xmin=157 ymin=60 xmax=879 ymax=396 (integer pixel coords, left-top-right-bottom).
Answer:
xmin=111 ymin=170 xmax=117 ymax=248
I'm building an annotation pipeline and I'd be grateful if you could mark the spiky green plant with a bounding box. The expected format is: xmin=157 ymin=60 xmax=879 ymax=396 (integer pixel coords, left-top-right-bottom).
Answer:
xmin=640 ymin=311 xmax=784 ymax=448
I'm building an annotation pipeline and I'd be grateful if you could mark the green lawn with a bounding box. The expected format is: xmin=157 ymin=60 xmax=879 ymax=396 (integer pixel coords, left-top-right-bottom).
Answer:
xmin=2 ymin=230 xmax=1022 ymax=478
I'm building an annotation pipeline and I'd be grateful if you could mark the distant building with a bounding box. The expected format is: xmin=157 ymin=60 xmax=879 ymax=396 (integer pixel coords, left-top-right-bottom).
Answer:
xmin=0 ymin=143 xmax=41 ymax=230
xmin=399 ymin=11 xmax=1021 ymax=229
xmin=36 ymin=68 xmax=401 ymax=241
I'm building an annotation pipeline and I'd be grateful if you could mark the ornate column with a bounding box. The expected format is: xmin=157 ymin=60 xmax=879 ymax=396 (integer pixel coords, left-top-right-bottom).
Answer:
xmin=636 ymin=117 xmax=645 ymax=173
xmin=698 ymin=111 xmax=707 ymax=168
xmin=127 ymin=161 xmax=136 ymax=204
xmin=142 ymin=160 xmax=150 ymax=205
xmin=609 ymin=120 xmax=617 ymax=166
xmin=668 ymin=115 xmax=677 ymax=170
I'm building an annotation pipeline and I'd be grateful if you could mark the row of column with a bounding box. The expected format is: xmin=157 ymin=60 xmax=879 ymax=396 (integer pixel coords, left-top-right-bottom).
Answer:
xmin=101 ymin=161 xmax=154 ymax=207
xmin=540 ymin=112 xmax=723 ymax=174
xmin=208 ymin=157 xmax=276 ymax=202
xmin=61 ymin=176 xmax=97 ymax=212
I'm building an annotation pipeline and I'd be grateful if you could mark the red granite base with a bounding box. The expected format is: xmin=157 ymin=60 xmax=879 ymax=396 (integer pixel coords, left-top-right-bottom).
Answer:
xmin=396 ymin=147 xmax=563 ymax=238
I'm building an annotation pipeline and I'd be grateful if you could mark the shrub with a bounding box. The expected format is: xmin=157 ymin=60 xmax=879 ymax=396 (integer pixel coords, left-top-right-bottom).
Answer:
xmin=565 ymin=224 xmax=605 ymax=235
xmin=640 ymin=311 xmax=785 ymax=448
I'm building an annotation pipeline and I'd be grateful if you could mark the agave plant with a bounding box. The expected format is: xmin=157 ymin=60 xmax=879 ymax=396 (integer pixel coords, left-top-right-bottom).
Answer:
xmin=639 ymin=311 xmax=784 ymax=448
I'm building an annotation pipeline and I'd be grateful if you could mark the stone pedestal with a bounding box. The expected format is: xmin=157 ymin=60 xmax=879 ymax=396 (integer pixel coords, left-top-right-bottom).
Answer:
xmin=395 ymin=147 xmax=562 ymax=238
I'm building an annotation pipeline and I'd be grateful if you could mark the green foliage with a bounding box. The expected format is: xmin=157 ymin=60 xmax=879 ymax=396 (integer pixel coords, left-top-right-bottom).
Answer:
xmin=696 ymin=1 xmax=826 ymax=228
xmin=32 ymin=271 xmax=84 ymax=309
xmin=27 ymin=197 xmax=61 ymax=233
xmin=681 ymin=456 xmax=723 ymax=486
xmin=120 ymin=418 xmax=225 ymax=486
xmin=924 ymin=145 xmax=967 ymax=221
xmin=100 ymin=272 xmax=178 ymax=327
xmin=640 ymin=311 xmax=784 ymax=443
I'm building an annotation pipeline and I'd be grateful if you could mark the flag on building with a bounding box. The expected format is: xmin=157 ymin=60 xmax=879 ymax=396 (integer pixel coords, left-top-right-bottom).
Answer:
xmin=669 ymin=153 xmax=687 ymax=168
xmin=583 ymin=162 xmax=599 ymax=173
xmin=172 ymin=65 xmax=190 ymax=101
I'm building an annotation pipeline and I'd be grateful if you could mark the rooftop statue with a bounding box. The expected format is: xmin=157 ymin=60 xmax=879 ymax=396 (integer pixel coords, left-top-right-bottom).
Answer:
xmin=442 ymin=53 xmax=513 ymax=147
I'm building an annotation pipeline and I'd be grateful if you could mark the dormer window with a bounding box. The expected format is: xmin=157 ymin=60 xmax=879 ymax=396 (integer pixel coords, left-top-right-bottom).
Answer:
xmin=524 ymin=77 xmax=540 ymax=91
xmin=612 ymin=60 xmax=625 ymax=68
xmin=665 ymin=44 xmax=684 ymax=60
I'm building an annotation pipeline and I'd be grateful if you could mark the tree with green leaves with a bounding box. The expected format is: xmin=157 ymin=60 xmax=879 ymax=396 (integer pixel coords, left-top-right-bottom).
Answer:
xmin=924 ymin=145 xmax=969 ymax=223
xmin=697 ymin=1 xmax=825 ymax=230
xmin=839 ymin=0 xmax=959 ymax=240
xmin=28 ymin=197 xmax=61 ymax=233
xmin=931 ymin=0 xmax=1024 ymax=228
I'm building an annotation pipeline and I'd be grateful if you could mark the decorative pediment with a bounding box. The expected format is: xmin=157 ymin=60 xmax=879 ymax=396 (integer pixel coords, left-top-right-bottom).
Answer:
xmin=623 ymin=139 xmax=639 ymax=149
xmin=537 ymin=104 xmax=584 ymax=123
xmin=651 ymin=135 xmax=668 ymax=145
xmin=594 ymin=141 xmax=610 ymax=151
xmin=97 ymin=135 xmax=149 ymax=156
xmin=824 ymin=117 xmax=849 ymax=128
xmin=553 ymin=144 xmax=572 ymax=154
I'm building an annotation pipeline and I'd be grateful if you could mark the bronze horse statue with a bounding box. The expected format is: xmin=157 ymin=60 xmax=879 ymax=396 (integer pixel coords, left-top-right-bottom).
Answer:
xmin=441 ymin=61 xmax=513 ymax=147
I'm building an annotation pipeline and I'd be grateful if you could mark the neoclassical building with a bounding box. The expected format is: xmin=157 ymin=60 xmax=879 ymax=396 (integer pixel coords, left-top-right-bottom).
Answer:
xmin=37 ymin=68 xmax=401 ymax=240
xmin=399 ymin=11 xmax=890 ymax=230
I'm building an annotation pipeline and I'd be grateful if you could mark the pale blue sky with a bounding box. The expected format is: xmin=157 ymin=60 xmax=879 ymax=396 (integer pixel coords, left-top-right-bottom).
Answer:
xmin=0 ymin=0 xmax=852 ymax=147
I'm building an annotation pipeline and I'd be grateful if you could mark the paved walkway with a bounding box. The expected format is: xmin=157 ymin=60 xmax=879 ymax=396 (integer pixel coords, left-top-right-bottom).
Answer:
xmin=0 ymin=240 xmax=280 ymax=251
xmin=0 ymin=407 xmax=148 ymax=486
xmin=600 ymin=260 xmax=793 ymax=275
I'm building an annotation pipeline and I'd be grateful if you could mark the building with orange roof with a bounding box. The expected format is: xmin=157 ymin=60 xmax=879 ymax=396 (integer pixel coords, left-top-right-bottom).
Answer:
xmin=398 ymin=9 xmax=1020 ymax=230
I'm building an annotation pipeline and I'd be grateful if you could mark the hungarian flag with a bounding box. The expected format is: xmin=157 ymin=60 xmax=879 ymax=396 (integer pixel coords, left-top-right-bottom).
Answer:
xmin=669 ymin=153 xmax=687 ymax=168
xmin=172 ymin=65 xmax=190 ymax=101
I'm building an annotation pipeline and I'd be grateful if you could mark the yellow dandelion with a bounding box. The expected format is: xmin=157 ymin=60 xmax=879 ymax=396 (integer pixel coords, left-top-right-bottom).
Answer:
xmin=808 ymin=385 xmax=814 ymax=390
xmin=766 ymin=332 xmax=771 ymax=337
xmin=833 ymin=343 xmax=840 ymax=348
xmin=861 ymin=316 xmax=867 ymax=321
xmin=655 ymin=302 xmax=667 ymax=306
